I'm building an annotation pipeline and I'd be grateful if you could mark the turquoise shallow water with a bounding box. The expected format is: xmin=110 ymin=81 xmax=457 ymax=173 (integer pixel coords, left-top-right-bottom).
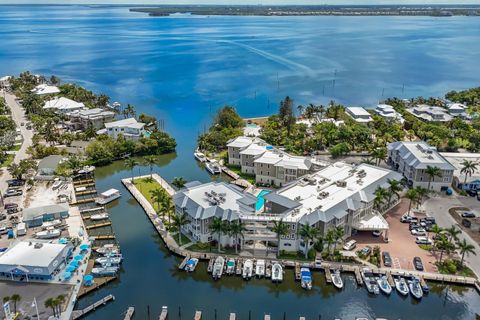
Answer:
xmin=1 ymin=5 xmax=480 ymax=319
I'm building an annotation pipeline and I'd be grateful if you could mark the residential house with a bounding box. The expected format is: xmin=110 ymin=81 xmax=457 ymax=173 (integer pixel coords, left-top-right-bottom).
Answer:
xmin=31 ymin=84 xmax=60 ymax=95
xmin=375 ymin=104 xmax=404 ymax=123
xmin=407 ymin=104 xmax=453 ymax=122
xmin=43 ymin=97 xmax=85 ymax=115
xmin=37 ymin=155 xmax=64 ymax=176
xmin=68 ymin=108 xmax=115 ymax=130
xmin=346 ymin=107 xmax=373 ymax=123
xmin=99 ymin=118 xmax=146 ymax=141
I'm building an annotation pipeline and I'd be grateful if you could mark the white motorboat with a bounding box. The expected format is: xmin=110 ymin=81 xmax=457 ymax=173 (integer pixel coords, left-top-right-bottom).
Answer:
xmin=90 ymin=213 xmax=109 ymax=221
xmin=331 ymin=269 xmax=343 ymax=289
xmin=394 ymin=277 xmax=410 ymax=296
xmin=362 ymin=269 xmax=379 ymax=295
xmin=96 ymin=188 xmax=121 ymax=205
xmin=242 ymin=259 xmax=253 ymax=280
xmin=408 ymin=277 xmax=423 ymax=299
xmin=184 ymin=258 xmax=199 ymax=272
xmin=271 ymin=263 xmax=283 ymax=283
xmin=226 ymin=258 xmax=236 ymax=275
xmin=300 ymin=267 xmax=312 ymax=290
xmin=96 ymin=244 xmax=119 ymax=255
xmin=255 ymin=259 xmax=265 ymax=277
xmin=36 ymin=227 xmax=60 ymax=239
xmin=91 ymin=266 xmax=118 ymax=276
xmin=377 ymin=276 xmax=392 ymax=295
xmin=95 ymin=253 xmax=123 ymax=264
xmin=205 ymin=161 xmax=222 ymax=175
xmin=42 ymin=219 xmax=62 ymax=229
xmin=194 ymin=151 xmax=207 ymax=162
xmin=212 ymin=256 xmax=225 ymax=280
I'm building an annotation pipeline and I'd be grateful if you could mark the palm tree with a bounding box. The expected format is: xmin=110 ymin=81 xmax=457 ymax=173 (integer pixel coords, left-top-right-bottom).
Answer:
xmin=374 ymin=186 xmax=388 ymax=211
xmin=270 ymin=219 xmax=289 ymax=257
xmin=430 ymin=224 xmax=443 ymax=255
xmin=55 ymin=294 xmax=65 ymax=316
xmin=460 ymin=160 xmax=478 ymax=186
xmin=333 ymin=226 xmax=345 ymax=250
xmin=172 ymin=213 xmax=188 ymax=245
xmin=10 ymin=294 xmax=21 ymax=314
xmin=45 ymin=298 xmax=57 ymax=317
xmin=162 ymin=197 xmax=175 ymax=224
xmin=3 ymin=296 xmax=9 ymax=304
xmin=299 ymin=224 xmax=319 ymax=259
xmin=150 ymin=188 xmax=166 ymax=213
xmin=297 ymin=104 xmax=304 ymax=117
xmin=386 ymin=178 xmax=403 ymax=206
xmin=143 ymin=155 xmax=157 ymax=178
xmin=124 ymin=158 xmax=138 ymax=183
xmin=171 ymin=177 xmax=187 ymax=189
xmin=425 ymin=165 xmax=442 ymax=191
xmin=229 ymin=220 xmax=246 ymax=254
xmin=437 ymin=236 xmax=454 ymax=263
xmin=405 ymin=188 xmax=418 ymax=216
xmin=210 ymin=217 xmax=225 ymax=252
xmin=445 ymin=226 xmax=461 ymax=243
xmin=414 ymin=186 xmax=429 ymax=207
xmin=457 ymin=239 xmax=476 ymax=267
xmin=371 ymin=147 xmax=387 ymax=166
xmin=324 ymin=228 xmax=336 ymax=257
xmin=65 ymin=155 xmax=83 ymax=173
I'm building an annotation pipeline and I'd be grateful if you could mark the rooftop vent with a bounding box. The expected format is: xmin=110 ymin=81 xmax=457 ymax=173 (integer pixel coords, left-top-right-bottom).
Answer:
xmin=336 ymin=180 xmax=347 ymax=187
xmin=34 ymin=243 xmax=43 ymax=249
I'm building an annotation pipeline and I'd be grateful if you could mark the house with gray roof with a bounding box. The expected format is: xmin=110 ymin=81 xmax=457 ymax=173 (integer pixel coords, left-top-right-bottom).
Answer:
xmin=387 ymin=141 xmax=455 ymax=191
xmin=37 ymin=155 xmax=64 ymax=176
xmin=173 ymin=182 xmax=256 ymax=245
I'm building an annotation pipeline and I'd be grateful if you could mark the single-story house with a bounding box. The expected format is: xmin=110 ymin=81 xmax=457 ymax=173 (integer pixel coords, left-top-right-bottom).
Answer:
xmin=37 ymin=155 xmax=64 ymax=176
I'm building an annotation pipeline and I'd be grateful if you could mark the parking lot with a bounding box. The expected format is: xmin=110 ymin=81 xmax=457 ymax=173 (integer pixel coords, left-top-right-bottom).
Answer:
xmin=350 ymin=199 xmax=439 ymax=272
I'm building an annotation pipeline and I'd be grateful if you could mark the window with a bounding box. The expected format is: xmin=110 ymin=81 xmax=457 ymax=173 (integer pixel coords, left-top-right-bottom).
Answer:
xmin=284 ymin=243 xmax=292 ymax=247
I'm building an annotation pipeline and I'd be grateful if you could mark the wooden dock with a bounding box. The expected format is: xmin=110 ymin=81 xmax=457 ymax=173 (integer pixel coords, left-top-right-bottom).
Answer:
xmin=179 ymin=254 xmax=191 ymax=270
xmin=386 ymin=271 xmax=395 ymax=287
xmin=194 ymin=310 xmax=202 ymax=320
xmin=123 ymin=307 xmax=135 ymax=320
xmin=235 ymin=259 xmax=242 ymax=275
xmin=85 ymin=221 xmax=112 ymax=229
xmin=80 ymin=206 xmax=105 ymax=214
xmin=78 ymin=260 xmax=117 ymax=297
xmin=93 ymin=235 xmax=116 ymax=240
xmin=76 ymin=190 xmax=97 ymax=196
xmin=159 ymin=306 xmax=168 ymax=320
xmin=72 ymin=294 xmax=115 ymax=319
xmin=207 ymin=258 xmax=214 ymax=273
xmin=73 ymin=179 xmax=95 ymax=186
xmin=325 ymin=268 xmax=332 ymax=283
xmin=229 ymin=313 xmax=236 ymax=320
xmin=354 ymin=267 xmax=363 ymax=285
xmin=294 ymin=262 xmax=301 ymax=281
xmin=72 ymin=198 xmax=96 ymax=205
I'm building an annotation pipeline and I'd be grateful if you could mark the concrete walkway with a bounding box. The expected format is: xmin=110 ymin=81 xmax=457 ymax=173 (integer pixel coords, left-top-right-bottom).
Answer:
xmin=0 ymin=89 xmax=33 ymax=191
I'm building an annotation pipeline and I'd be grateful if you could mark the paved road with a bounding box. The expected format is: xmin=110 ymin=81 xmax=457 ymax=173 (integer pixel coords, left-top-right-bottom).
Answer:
xmin=424 ymin=194 xmax=480 ymax=277
xmin=0 ymin=89 xmax=33 ymax=192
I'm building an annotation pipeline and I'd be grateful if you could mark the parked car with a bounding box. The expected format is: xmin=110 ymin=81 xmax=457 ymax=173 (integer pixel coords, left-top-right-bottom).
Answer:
xmin=0 ymin=214 xmax=6 ymax=221
xmin=4 ymin=203 xmax=18 ymax=209
xmin=411 ymin=228 xmax=427 ymax=236
xmin=409 ymin=223 xmax=420 ymax=231
xmin=413 ymin=256 xmax=424 ymax=271
xmin=372 ymin=230 xmax=381 ymax=237
xmin=382 ymin=251 xmax=392 ymax=267
xmin=400 ymin=215 xmax=412 ymax=223
xmin=467 ymin=190 xmax=477 ymax=197
xmin=4 ymin=189 xmax=22 ymax=197
xmin=6 ymin=207 xmax=18 ymax=214
xmin=461 ymin=212 xmax=476 ymax=218
xmin=6 ymin=179 xmax=25 ymax=187
xmin=416 ymin=237 xmax=433 ymax=245
xmin=359 ymin=246 xmax=372 ymax=257
xmin=343 ymin=240 xmax=357 ymax=251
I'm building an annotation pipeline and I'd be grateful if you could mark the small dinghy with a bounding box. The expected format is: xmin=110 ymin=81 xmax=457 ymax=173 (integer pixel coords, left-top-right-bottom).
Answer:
xmin=184 ymin=258 xmax=199 ymax=272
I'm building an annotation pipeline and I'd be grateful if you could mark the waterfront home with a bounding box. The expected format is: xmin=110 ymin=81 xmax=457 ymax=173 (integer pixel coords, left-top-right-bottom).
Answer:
xmin=227 ymin=136 xmax=325 ymax=187
xmin=174 ymin=162 xmax=401 ymax=255
xmin=387 ymin=141 xmax=454 ymax=191
xmin=98 ymin=117 xmax=146 ymax=141
xmin=345 ymin=107 xmax=373 ymax=123
xmin=447 ymin=103 xmax=470 ymax=119
xmin=43 ymin=97 xmax=86 ymax=115
xmin=31 ymin=84 xmax=60 ymax=95
xmin=37 ymin=155 xmax=64 ymax=176
xmin=406 ymin=104 xmax=453 ymax=122
xmin=374 ymin=104 xmax=404 ymax=123
xmin=68 ymin=107 xmax=115 ymax=130
xmin=0 ymin=240 xmax=73 ymax=281
xmin=440 ymin=152 xmax=480 ymax=191
xmin=243 ymin=123 xmax=261 ymax=137
xmin=296 ymin=118 xmax=345 ymax=127
xmin=0 ymin=75 xmax=12 ymax=89
xmin=23 ymin=203 xmax=70 ymax=227
xmin=173 ymin=181 xmax=256 ymax=245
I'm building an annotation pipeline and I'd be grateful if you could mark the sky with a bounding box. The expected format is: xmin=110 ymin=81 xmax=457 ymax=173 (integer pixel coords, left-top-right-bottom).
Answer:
xmin=1 ymin=0 xmax=479 ymax=4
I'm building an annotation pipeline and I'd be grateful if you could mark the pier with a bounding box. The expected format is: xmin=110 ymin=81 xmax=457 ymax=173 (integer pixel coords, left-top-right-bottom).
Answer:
xmin=324 ymin=265 xmax=332 ymax=284
xmin=159 ymin=306 xmax=168 ymax=320
xmin=179 ymin=254 xmax=191 ymax=270
xmin=123 ymin=307 xmax=135 ymax=320
xmin=229 ymin=313 xmax=236 ymax=320
xmin=85 ymin=221 xmax=112 ymax=229
xmin=78 ymin=260 xmax=117 ymax=297
xmin=194 ymin=310 xmax=202 ymax=320
xmin=72 ymin=294 xmax=115 ymax=319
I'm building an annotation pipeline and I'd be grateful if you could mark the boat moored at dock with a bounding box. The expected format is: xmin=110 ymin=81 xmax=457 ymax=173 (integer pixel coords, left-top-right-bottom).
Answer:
xmin=300 ymin=267 xmax=312 ymax=290
xmin=331 ymin=269 xmax=343 ymax=289
xmin=255 ymin=259 xmax=265 ymax=278
xmin=226 ymin=258 xmax=236 ymax=275
xmin=194 ymin=150 xmax=207 ymax=162
xmin=96 ymin=188 xmax=121 ymax=205
xmin=242 ymin=259 xmax=253 ymax=280
xmin=90 ymin=213 xmax=109 ymax=221
xmin=185 ymin=258 xmax=199 ymax=272
xmin=212 ymin=256 xmax=225 ymax=280
xmin=91 ymin=266 xmax=119 ymax=277
xmin=205 ymin=161 xmax=222 ymax=175
xmin=362 ymin=269 xmax=380 ymax=295
xmin=394 ymin=276 xmax=410 ymax=296
xmin=377 ymin=275 xmax=392 ymax=295
xmin=408 ymin=276 xmax=423 ymax=299
xmin=271 ymin=263 xmax=283 ymax=283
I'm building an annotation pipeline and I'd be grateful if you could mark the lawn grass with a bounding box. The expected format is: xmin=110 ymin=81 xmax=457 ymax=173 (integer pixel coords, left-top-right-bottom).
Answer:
xmin=134 ymin=177 xmax=164 ymax=211
xmin=0 ymin=154 xmax=14 ymax=168
xmin=9 ymin=144 xmax=21 ymax=151
xmin=225 ymin=164 xmax=256 ymax=184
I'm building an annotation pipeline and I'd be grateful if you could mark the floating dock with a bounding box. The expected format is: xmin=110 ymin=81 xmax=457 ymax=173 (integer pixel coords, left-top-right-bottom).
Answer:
xmin=294 ymin=262 xmax=301 ymax=281
xmin=325 ymin=268 xmax=332 ymax=283
xmin=229 ymin=313 xmax=236 ymax=320
xmin=264 ymin=315 xmax=271 ymax=320
xmin=72 ymin=294 xmax=115 ymax=319
xmin=179 ymin=254 xmax=191 ymax=270
xmin=78 ymin=260 xmax=117 ymax=297
xmin=85 ymin=221 xmax=112 ymax=230
xmin=159 ymin=306 xmax=168 ymax=320
xmin=194 ymin=310 xmax=202 ymax=320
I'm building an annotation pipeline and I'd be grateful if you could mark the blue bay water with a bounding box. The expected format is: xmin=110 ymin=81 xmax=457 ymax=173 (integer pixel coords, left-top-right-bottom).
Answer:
xmin=1 ymin=5 xmax=480 ymax=319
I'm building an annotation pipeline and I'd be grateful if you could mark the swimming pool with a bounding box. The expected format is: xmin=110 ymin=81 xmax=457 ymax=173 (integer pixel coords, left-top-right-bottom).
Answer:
xmin=255 ymin=190 xmax=270 ymax=211
xmin=246 ymin=123 xmax=258 ymax=128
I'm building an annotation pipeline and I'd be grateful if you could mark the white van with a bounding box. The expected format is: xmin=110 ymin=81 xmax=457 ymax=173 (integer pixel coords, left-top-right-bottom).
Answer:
xmin=16 ymin=223 xmax=26 ymax=236
xmin=343 ymin=239 xmax=357 ymax=251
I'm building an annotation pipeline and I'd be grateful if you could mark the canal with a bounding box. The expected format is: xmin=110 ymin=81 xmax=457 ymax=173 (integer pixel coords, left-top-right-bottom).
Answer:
xmin=76 ymin=156 xmax=480 ymax=320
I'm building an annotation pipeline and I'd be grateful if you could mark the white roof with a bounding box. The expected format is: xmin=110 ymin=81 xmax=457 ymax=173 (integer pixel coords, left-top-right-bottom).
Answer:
xmin=0 ymin=241 xmax=67 ymax=268
xmin=101 ymin=188 xmax=120 ymax=197
xmin=0 ymin=76 xmax=12 ymax=81
xmin=31 ymin=84 xmax=60 ymax=95
xmin=227 ymin=136 xmax=256 ymax=148
xmin=448 ymin=103 xmax=466 ymax=110
xmin=254 ymin=151 xmax=283 ymax=165
xmin=347 ymin=106 xmax=371 ymax=117
xmin=388 ymin=141 xmax=455 ymax=170
xmin=43 ymin=97 xmax=85 ymax=111
xmin=239 ymin=143 xmax=267 ymax=156
xmin=104 ymin=118 xmax=145 ymax=130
